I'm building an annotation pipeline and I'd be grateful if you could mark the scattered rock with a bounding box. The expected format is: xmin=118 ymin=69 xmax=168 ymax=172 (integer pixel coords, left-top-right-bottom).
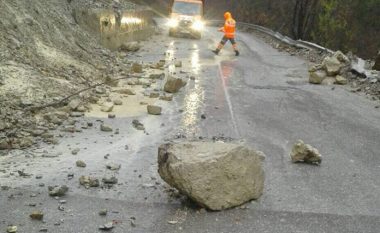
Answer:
xmin=113 ymin=99 xmax=123 ymax=105
xmin=175 ymin=61 xmax=182 ymax=68
xmin=290 ymin=140 xmax=322 ymax=165
xmin=164 ymin=76 xmax=186 ymax=93
xmin=95 ymin=86 xmax=107 ymax=95
xmin=76 ymin=160 xmax=86 ymax=168
xmin=147 ymin=105 xmax=162 ymax=115
xmin=131 ymin=62 xmax=143 ymax=73
xmin=6 ymin=226 xmax=17 ymax=233
xmin=158 ymin=142 xmax=265 ymax=210
xmin=108 ymin=113 xmax=116 ymax=119
xmin=309 ymin=69 xmax=327 ymax=84
xmin=101 ymin=102 xmax=114 ymax=112
xmin=323 ymin=56 xmax=342 ymax=76
xmin=201 ymin=114 xmax=206 ymax=119
xmin=335 ymin=75 xmax=348 ymax=85
xmin=101 ymin=124 xmax=113 ymax=132
xmin=149 ymin=92 xmax=160 ymax=98
xmin=30 ymin=210 xmax=44 ymax=220
xmin=99 ymin=209 xmax=108 ymax=216
xmin=71 ymin=148 xmax=80 ymax=155
xmin=102 ymin=176 xmax=118 ymax=184
xmin=79 ymin=176 xmax=100 ymax=188
xmin=132 ymin=120 xmax=145 ymax=130
xmin=120 ymin=41 xmax=141 ymax=52
xmin=48 ymin=185 xmax=69 ymax=197
xmin=99 ymin=222 xmax=114 ymax=231
xmin=116 ymin=88 xmax=136 ymax=95
xmin=106 ymin=162 xmax=121 ymax=171
xmin=149 ymin=73 xmax=164 ymax=79
xmin=68 ymin=99 xmax=81 ymax=110
xmin=321 ymin=77 xmax=336 ymax=85
xmin=159 ymin=95 xmax=173 ymax=101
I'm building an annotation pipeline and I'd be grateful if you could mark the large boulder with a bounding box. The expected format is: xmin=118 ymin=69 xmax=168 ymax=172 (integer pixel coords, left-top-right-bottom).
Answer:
xmin=323 ymin=56 xmax=342 ymax=76
xmin=164 ymin=76 xmax=186 ymax=93
xmin=158 ymin=142 xmax=265 ymax=210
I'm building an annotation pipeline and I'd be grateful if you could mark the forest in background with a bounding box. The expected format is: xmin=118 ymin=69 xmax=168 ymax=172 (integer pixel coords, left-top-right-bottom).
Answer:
xmin=134 ymin=0 xmax=379 ymax=59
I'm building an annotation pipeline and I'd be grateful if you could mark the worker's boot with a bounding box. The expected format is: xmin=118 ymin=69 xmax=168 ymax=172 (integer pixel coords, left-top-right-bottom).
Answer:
xmin=212 ymin=49 xmax=220 ymax=55
xmin=235 ymin=50 xmax=240 ymax=56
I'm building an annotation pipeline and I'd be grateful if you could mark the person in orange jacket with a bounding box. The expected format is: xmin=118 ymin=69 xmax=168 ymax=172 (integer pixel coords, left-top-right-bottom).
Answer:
xmin=213 ymin=12 xmax=239 ymax=56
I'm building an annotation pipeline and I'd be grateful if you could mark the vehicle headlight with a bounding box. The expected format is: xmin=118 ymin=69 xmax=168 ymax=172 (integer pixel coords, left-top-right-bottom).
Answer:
xmin=167 ymin=19 xmax=179 ymax=28
xmin=191 ymin=21 xmax=205 ymax=31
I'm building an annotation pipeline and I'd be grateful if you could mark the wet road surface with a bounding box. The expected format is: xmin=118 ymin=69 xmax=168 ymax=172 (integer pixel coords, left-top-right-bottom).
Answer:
xmin=1 ymin=21 xmax=380 ymax=233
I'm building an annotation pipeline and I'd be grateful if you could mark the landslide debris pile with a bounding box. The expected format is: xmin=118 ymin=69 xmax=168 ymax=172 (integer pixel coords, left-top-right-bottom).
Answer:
xmin=0 ymin=0 xmax=139 ymax=150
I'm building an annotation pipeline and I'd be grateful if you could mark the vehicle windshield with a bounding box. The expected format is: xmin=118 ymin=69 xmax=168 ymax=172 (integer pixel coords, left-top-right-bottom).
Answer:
xmin=172 ymin=2 xmax=202 ymax=16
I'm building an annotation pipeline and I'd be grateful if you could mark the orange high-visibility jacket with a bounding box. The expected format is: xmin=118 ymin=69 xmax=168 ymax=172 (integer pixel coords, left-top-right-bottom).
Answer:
xmin=222 ymin=18 xmax=236 ymax=38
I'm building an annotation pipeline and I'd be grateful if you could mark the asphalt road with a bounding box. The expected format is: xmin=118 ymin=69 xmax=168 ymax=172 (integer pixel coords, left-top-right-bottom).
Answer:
xmin=1 ymin=21 xmax=380 ymax=233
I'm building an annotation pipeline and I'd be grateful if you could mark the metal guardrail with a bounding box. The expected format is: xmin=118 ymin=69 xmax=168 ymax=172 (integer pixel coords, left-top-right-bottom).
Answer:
xmin=208 ymin=20 xmax=333 ymax=54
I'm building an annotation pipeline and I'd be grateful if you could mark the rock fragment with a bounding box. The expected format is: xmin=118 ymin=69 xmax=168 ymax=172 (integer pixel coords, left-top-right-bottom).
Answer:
xmin=76 ymin=160 xmax=86 ymax=168
xmin=131 ymin=63 xmax=143 ymax=73
xmin=335 ymin=75 xmax=348 ymax=85
xmin=290 ymin=140 xmax=322 ymax=165
xmin=48 ymin=185 xmax=68 ymax=197
xmin=101 ymin=102 xmax=114 ymax=112
xmin=147 ymin=105 xmax=162 ymax=115
xmin=6 ymin=226 xmax=17 ymax=233
xmin=101 ymin=124 xmax=113 ymax=132
xmin=132 ymin=120 xmax=145 ymax=130
xmin=79 ymin=176 xmax=99 ymax=188
xmin=120 ymin=41 xmax=141 ymax=52
xmin=164 ymin=76 xmax=186 ymax=93
xmin=99 ymin=222 xmax=114 ymax=231
xmin=113 ymin=99 xmax=123 ymax=105
xmin=106 ymin=163 xmax=121 ymax=171
xmin=30 ymin=211 xmax=44 ymax=220
xmin=158 ymin=142 xmax=265 ymax=210
xmin=116 ymin=88 xmax=136 ymax=95
xmin=309 ymin=69 xmax=327 ymax=84
xmin=323 ymin=56 xmax=341 ymax=76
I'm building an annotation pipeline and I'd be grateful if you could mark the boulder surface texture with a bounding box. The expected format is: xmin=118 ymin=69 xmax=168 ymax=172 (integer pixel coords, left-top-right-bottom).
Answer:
xmin=158 ymin=142 xmax=265 ymax=210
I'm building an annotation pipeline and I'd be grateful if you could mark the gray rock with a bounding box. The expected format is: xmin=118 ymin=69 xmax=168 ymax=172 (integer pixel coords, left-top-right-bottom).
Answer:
xmin=48 ymin=185 xmax=68 ymax=197
xmin=101 ymin=124 xmax=113 ymax=132
xmin=99 ymin=209 xmax=108 ymax=216
xmin=149 ymin=92 xmax=160 ymax=98
xmin=101 ymin=102 xmax=114 ymax=112
xmin=164 ymin=76 xmax=186 ymax=93
xmin=158 ymin=142 xmax=265 ymax=210
xmin=102 ymin=176 xmax=118 ymax=184
xmin=79 ymin=176 xmax=99 ymax=188
xmin=132 ymin=120 xmax=145 ymax=130
xmin=106 ymin=162 xmax=121 ymax=171
xmin=321 ymin=77 xmax=336 ymax=85
xmin=95 ymin=86 xmax=107 ymax=94
xmin=113 ymin=99 xmax=123 ymax=105
xmin=68 ymin=99 xmax=81 ymax=110
xmin=323 ymin=56 xmax=342 ymax=76
xmin=72 ymin=148 xmax=80 ymax=155
xmin=70 ymin=112 xmax=84 ymax=117
xmin=131 ymin=63 xmax=143 ymax=73
xmin=147 ymin=105 xmax=162 ymax=115
xmin=120 ymin=41 xmax=140 ymax=52
xmin=116 ymin=88 xmax=136 ymax=95
xmin=30 ymin=210 xmax=44 ymax=220
xmin=175 ymin=61 xmax=182 ymax=67
xmin=159 ymin=95 xmax=173 ymax=101
xmin=290 ymin=140 xmax=322 ymax=165
xmin=76 ymin=160 xmax=86 ymax=167
xmin=99 ymin=222 xmax=114 ymax=231
xmin=335 ymin=75 xmax=348 ymax=85
xmin=6 ymin=226 xmax=17 ymax=233
xmin=309 ymin=69 xmax=327 ymax=84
